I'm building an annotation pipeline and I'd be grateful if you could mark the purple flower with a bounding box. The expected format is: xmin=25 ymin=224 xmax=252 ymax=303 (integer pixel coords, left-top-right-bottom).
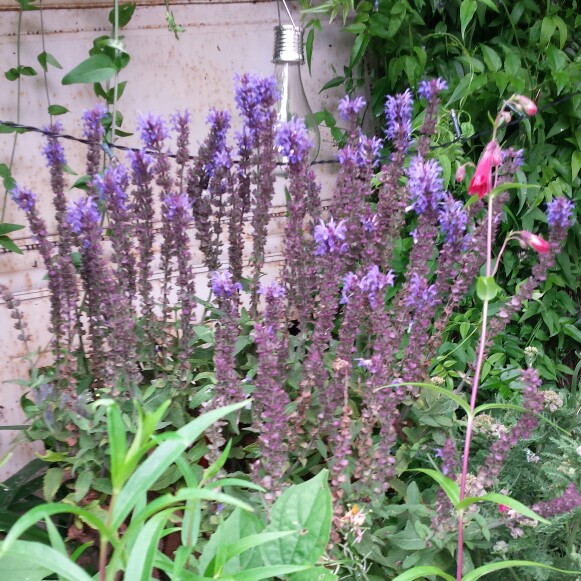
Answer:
xmin=211 ymin=270 xmax=242 ymax=298
xmin=67 ymin=196 xmax=100 ymax=237
xmin=435 ymin=438 xmax=457 ymax=477
xmin=82 ymin=105 xmax=107 ymax=140
xmin=259 ymin=281 xmax=286 ymax=299
xmin=137 ymin=113 xmax=169 ymax=149
xmin=11 ymin=187 xmax=36 ymax=213
xmin=234 ymin=73 xmax=279 ymax=142
xmin=358 ymin=264 xmax=395 ymax=308
xmin=439 ymin=193 xmax=468 ymax=244
xmin=165 ymin=192 xmax=192 ymax=220
xmin=42 ymin=122 xmax=66 ymax=167
xmin=340 ymin=271 xmax=358 ymax=304
xmin=338 ymin=95 xmax=366 ymax=121
xmin=418 ymin=78 xmax=448 ymax=101
xmin=405 ymin=272 xmax=437 ymax=310
xmin=314 ymin=217 xmax=348 ymax=255
xmin=407 ymin=156 xmax=445 ymax=214
xmin=385 ymin=89 xmax=413 ymax=146
xmin=532 ymin=483 xmax=581 ymax=518
xmin=170 ymin=109 xmax=192 ymax=133
xmin=547 ymin=197 xmax=575 ymax=229
xmin=94 ymin=164 xmax=130 ymax=211
xmin=275 ymin=118 xmax=313 ymax=165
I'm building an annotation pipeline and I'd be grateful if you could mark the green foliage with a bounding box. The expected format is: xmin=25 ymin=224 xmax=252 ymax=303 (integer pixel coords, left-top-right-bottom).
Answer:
xmin=0 ymin=401 xmax=332 ymax=580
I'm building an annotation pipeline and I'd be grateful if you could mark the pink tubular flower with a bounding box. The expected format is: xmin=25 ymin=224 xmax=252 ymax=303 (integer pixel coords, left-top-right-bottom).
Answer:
xmin=468 ymin=140 xmax=502 ymax=199
xmin=519 ymin=231 xmax=551 ymax=254
xmin=498 ymin=504 xmax=509 ymax=513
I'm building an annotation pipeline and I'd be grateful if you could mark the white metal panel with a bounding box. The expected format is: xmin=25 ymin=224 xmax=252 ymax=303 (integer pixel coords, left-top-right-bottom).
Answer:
xmin=0 ymin=1 xmax=351 ymax=478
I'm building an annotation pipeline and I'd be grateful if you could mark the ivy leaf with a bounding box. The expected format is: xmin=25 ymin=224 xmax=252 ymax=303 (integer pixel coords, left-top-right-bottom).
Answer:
xmin=62 ymin=55 xmax=116 ymax=85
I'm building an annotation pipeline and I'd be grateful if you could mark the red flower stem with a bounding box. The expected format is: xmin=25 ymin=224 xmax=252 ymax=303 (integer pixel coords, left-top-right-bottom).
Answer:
xmin=456 ymin=192 xmax=494 ymax=580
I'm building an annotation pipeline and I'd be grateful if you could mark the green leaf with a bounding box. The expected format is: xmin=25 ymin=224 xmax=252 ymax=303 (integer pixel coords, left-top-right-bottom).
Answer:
xmin=476 ymin=276 xmax=499 ymax=301
xmin=260 ymin=470 xmax=332 ymax=567
xmin=0 ymin=540 xmax=92 ymax=581
xmin=540 ymin=16 xmax=557 ymax=49
xmin=306 ymin=28 xmax=314 ymax=75
xmin=463 ymin=560 xmax=581 ymax=581
xmin=456 ymin=492 xmax=549 ymax=524
xmin=572 ymin=151 xmax=581 ymax=181
xmin=124 ymin=508 xmax=174 ymax=581
xmin=111 ymin=401 xmax=249 ymax=529
xmin=319 ymin=76 xmax=344 ymax=93
xmin=47 ymin=104 xmax=69 ymax=116
xmin=391 ymin=566 xmax=455 ymax=581
xmin=231 ymin=565 xmax=311 ymax=581
xmin=0 ymin=223 xmax=23 ymax=236
xmin=460 ymin=0 xmax=477 ymax=39
xmin=563 ymin=324 xmax=581 ymax=344
xmin=109 ymin=3 xmax=137 ymax=28
xmin=199 ymin=508 xmax=264 ymax=576
xmin=5 ymin=66 xmax=37 ymax=81
xmin=480 ymin=45 xmax=501 ymax=71
xmin=62 ymin=55 xmax=116 ymax=85
xmin=349 ymin=33 xmax=369 ymax=68
xmin=290 ymin=568 xmax=338 ymax=581
xmin=0 ymin=237 xmax=22 ymax=254
xmin=107 ymin=404 xmax=128 ymax=491
xmin=406 ymin=469 xmax=460 ymax=505
xmin=193 ymin=325 xmax=215 ymax=345
xmin=43 ymin=467 xmax=64 ymax=502
xmin=37 ymin=51 xmax=62 ymax=72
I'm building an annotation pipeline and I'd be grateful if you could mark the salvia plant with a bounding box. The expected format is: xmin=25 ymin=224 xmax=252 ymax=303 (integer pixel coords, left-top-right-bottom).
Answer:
xmin=0 ymin=73 xmax=579 ymax=579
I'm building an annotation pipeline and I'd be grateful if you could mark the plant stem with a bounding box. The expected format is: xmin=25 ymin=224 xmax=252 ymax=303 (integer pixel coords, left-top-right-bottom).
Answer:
xmin=110 ymin=0 xmax=119 ymax=146
xmin=1 ymin=10 xmax=23 ymax=223
xmin=456 ymin=193 xmax=494 ymax=580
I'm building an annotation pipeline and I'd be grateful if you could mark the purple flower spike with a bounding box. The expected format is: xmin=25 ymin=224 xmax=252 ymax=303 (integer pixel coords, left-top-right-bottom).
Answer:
xmin=385 ymin=89 xmax=413 ymax=146
xmin=418 ymin=78 xmax=448 ymax=101
xmin=337 ymin=95 xmax=366 ymax=121
xmin=165 ymin=192 xmax=192 ymax=220
xmin=407 ymin=156 xmax=445 ymax=214
xmin=82 ymin=105 xmax=107 ymax=141
xmin=275 ymin=118 xmax=313 ymax=165
xmin=11 ymin=187 xmax=37 ymax=213
xmin=314 ymin=217 xmax=348 ymax=255
xmin=211 ymin=270 xmax=242 ymax=298
xmin=259 ymin=281 xmax=286 ymax=299
xmin=405 ymin=272 xmax=437 ymax=310
xmin=439 ymin=193 xmax=468 ymax=244
xmin=358 ymin=264 xmax=395 ymax=308
xmin=547 ymin=197 xmax=575 ymax=229
xmin=137 ymin=112 xmax=169 ymax=149
xmin=67 ymin=196 xmax=100 ymax=236
xmin=42 ymin=122 xmax=66 ymax=167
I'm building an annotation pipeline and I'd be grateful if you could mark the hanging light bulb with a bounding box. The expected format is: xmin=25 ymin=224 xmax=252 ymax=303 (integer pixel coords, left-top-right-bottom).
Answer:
xmin=272 ymin=20 xmax=320 ymax=166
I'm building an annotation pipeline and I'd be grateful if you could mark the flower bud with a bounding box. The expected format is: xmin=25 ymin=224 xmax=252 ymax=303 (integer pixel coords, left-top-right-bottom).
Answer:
xmin=514 ymin=95 xmax=537 ymax=116
xmin=455 ymin=164 xmax=466 ymax=182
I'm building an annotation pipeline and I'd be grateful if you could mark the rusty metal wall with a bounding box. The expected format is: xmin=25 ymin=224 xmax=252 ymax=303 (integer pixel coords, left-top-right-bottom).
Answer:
xmin=0 ymin=1 xmax=351 ymax=478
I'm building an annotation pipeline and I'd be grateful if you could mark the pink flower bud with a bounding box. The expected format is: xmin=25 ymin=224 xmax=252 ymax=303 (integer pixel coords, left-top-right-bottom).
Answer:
xmin=498 ymin=504 xmax=509 ymax=513
xmin=455 ymin=164 xmax=466 ymax=182
xmin=520 ymin=231 xmax=551 ymax=254
xmin=515 ymin=95 xmax=537 ymax=116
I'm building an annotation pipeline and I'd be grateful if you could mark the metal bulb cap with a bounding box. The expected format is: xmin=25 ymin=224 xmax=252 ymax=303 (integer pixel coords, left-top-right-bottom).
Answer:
xmin=272 ymin=24 xmax=304 ymax=64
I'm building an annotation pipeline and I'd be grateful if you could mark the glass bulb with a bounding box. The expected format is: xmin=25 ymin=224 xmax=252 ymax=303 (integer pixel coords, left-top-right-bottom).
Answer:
xmin=272 ymin=25 xmax=320 ymax=167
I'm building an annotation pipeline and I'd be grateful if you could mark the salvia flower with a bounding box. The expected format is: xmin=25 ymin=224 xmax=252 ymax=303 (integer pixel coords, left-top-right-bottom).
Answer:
xmin=314 ymin=217 xmax=348 ymax=255
xmin=82 ymin=105 xmax=107 ymax=141
xmin=468 ymin=140 xmax=502 ymax=199
xmin=234 ymin=73 xmax=279 ymax=142
xmin=418 ymin=78 xmax=448 ymax=101
xmin=547 ymin=197 xmax=575 ymax=229
xmin=67 ymin=196 xmax=101 ymax=240
xmin=407 ymin=156 xmax=445 ymax=214
xmin=211 ymin=270 xmax=242 ymax=298
xmin=337 ymin=95 xmax=366 ymax=121
xmin=385 ymin=89 xmax=413 ymax=148
xmin=358 ymin=264 xmax=395 ymax=308
xmin=137 ymin=112 xmax=169 ymax=150
xmin=405 ymin=272 xmax=438 ymax=311
xmin=275 ymin=118 xmax=312 ymax=165
xmin=439 ymin=194 xmax=468 ymax=244
xmin=532 ymin=483 xmax=581 ymax=518
xmin=42 ymin=122 xmax=66 ymax=168
xmin=11 ymin=186 xmax=36 ymax=213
